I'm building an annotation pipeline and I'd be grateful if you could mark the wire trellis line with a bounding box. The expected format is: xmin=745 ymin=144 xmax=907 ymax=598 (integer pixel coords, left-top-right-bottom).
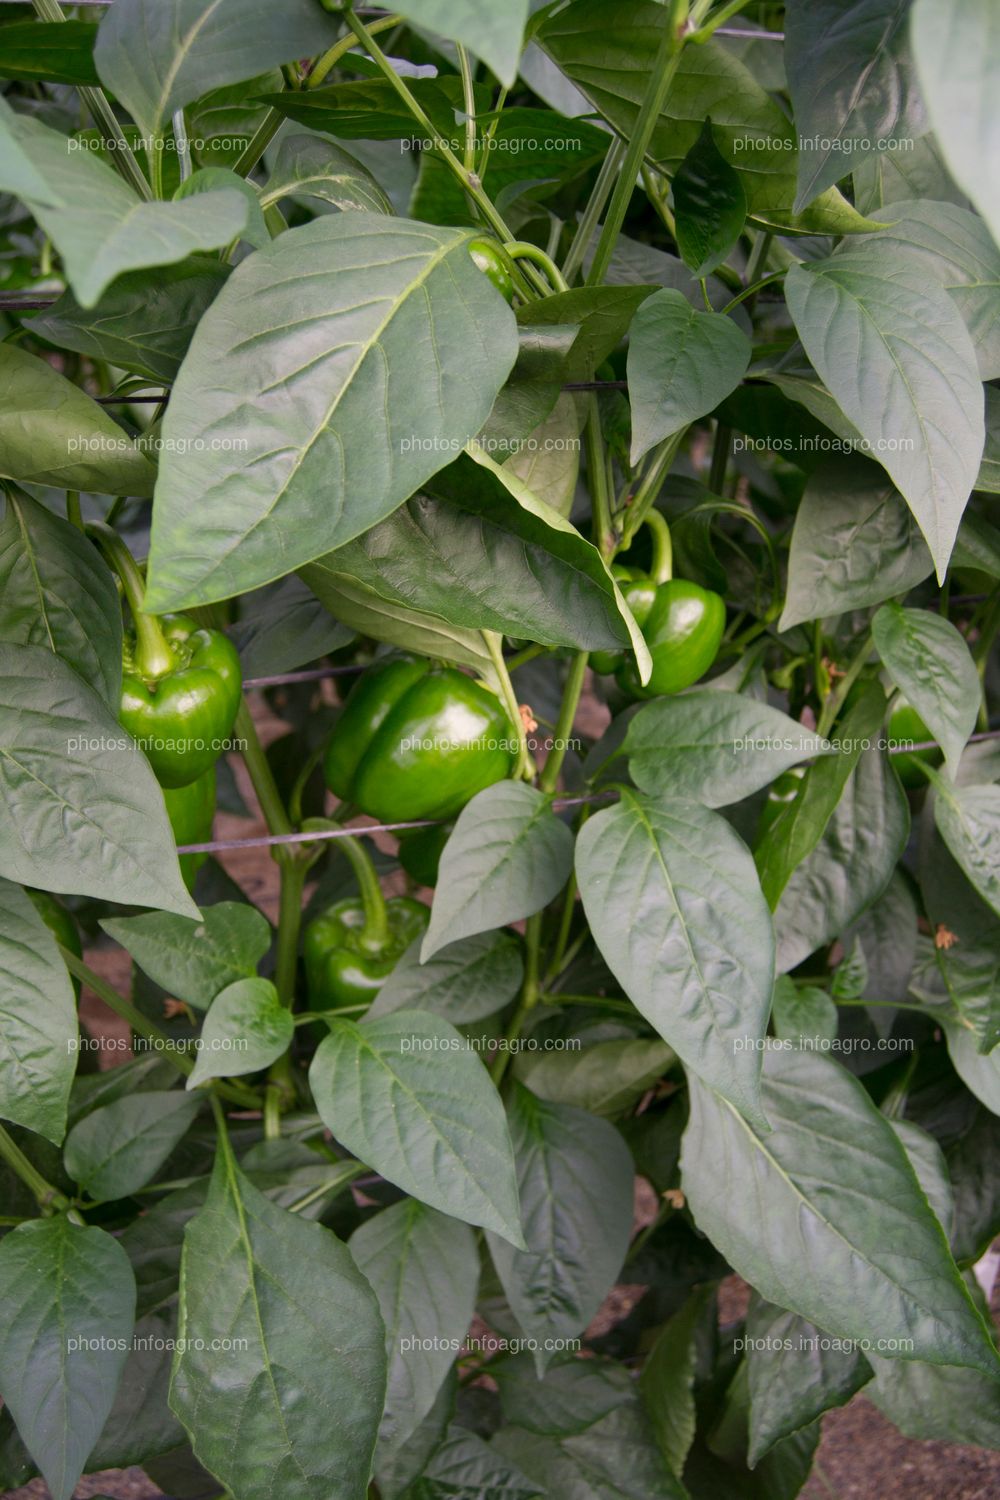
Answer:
xmin=178 ymin=728 xmax=1000 ymax=855
xmin=177 ymin=792 xmax=618 ymax=855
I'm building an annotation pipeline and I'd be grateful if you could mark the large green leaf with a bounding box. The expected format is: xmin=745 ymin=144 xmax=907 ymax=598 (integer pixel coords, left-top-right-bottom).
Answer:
xmin=781 ymin=458 xmax=932 ymax=628
xmin=672 ymin=120 xmax=747 ymax=278
xmin=627 ymin=289 xmax=751 ymax=462
xmin=309 ymin=1011 xmax=523 ymax=1245
xmin=301 ymin=562 xmax=494 ymax=673
xmin=230 ymin=576 xmax=353 ymax=677
xmin=350 ymin=1200 xmax=478 ymax=1456
xmin=494 ymin=1353 xmax=633 ymax=1437
xmin=64 ymin=1091 xmax=200 ymax=1200
xmin=680 ymin=1046 xmax=1000 ymax=1376
xmin=494 ymin=1404 xmax=688 ymax=1500
xmin=170 ymin=1146 xmax=386 ymax=1500
xmin=774 ymin=741 xmax=910 ymax=972
xmin=0 ymin=487 xmax=122 ymax=706
xmin=486 ymin=1085 xmax=633 ymax=1376
xmin=30 ymin=256 xmax=230 ymax=385
xmin=576 ymin=790 xmax=773 ymax=1127
xmin=537 ymin=0 xmax=881 ymax=234
xmin=0 ymin=878 xmax=76 ymax=1145
xmin=0 ymin=19 xmax=100 ymax=87
xmin=392 ymin=0 xmax=528 ymax=86
xmin=873 ymin=603 xmax=979 ymax=777
xmin=785 ymin=252 xmax=984 ymax=579
xmin=0 ymin=1218 xmax=136 ymax=1500
xmin=0 ymin=646 xmax=198 ymax=919
xmin=622 ymin=691 xmax=829 ymax=809
xmin=261 ymin=133 xmax=392 ymax=216
xmin=869 ymin=1350 xmax=1000 ymax=1447
xmin=513 ymin=1038 xmax=674 ymax=1118
xmin=638 ymin=1287 xmax=714 ymax=1479
xmin=187 ymin=977 xmax=292 ymax=1088
xmin=422 ymin=785 xmax=574 ymax=959
xmin=935 ymin=783 xmax=1000 ymax=921
xmin=785 ymin=0 xmax=928 ymax=209
xmin=513 ymin=285 xmax=656 ymax=380
xmin=369 ymin=930 xmax=523 ymax=1024
xmin=0 ymin=344 xmax=155 ymax=497
xmin=307 ymin=487 xmax=639 ymax=657
xmin=911 ymin=0 xmax=1000 ymax=251
xmin=0 ymin=98 xmax=247 ymax=309
xmin=145 ymin=215 xmax=518 ymax=610
xmin=756 ymin=681 xmax=887 ymax=907
xmin=101 ymin=902 xmax=270 ymax=1008
xmin=745 ymin=1295 xmax=872 ymax=1464
xmin=94 ymin=0 xmax=341 ymax=139
xmin=415 ymin=1425 xmax=544 ymax=1499
xmin=868 ymin=200 xmax=1000 ymax=378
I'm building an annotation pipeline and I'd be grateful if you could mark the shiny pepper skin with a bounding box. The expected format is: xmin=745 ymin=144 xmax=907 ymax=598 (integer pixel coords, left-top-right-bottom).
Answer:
xmin=324 ymin=656 xmax=517 ymax=823
xmin=304 ymin=897 xmax=430 ymax=1010
xmin=120 ymin=614 xmax=242 ymax=787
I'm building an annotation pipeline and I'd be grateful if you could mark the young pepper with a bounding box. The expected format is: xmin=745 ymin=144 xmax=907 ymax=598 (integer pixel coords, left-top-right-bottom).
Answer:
xmin=120 ymin=613 xmax=242 ymax=787
xmin=91 ymin=524 xmax=242 ymax=788
xmin=304 ymin=834 xmax=429 ymax=1010
xmin=162 ymin=768 xmax=216 ymax=892
xmin=325 ymin=655 xmax=517 ymax=823
xmin=468 ymin=237 xmax=516 ymax=303
xmin=591 ymin=511 xmax=727 ymax=695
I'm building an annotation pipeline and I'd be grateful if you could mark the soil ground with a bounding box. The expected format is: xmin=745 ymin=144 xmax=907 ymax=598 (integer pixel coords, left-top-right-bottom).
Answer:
xmin=8 ymin=694 xmax=1000 ymax=1500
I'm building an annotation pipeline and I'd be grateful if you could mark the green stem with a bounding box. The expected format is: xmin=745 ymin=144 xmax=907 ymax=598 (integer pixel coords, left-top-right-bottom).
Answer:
xmin=709 ymin=422 xmax=732 ymax=495
xmin=618 ymin=431 xmax=686 ymax=547
xmin=148 ymin=131 xmax=165 ymax=200
xmin=60 ymin=948 xmax=263 ymax=1108
xmin=0 ymin=1122 xmax=71 ymax=1212
xmin=232 ymin=107 xmax=285 ymax=178
xmin=586 ymin=0 xmax=691 ymax=286
xmin=87 ymin=523 xmax=173 ymax=678
xmin=309 ymin=13 xmax=402 ymax=88
xmin=540 ymin=651 xmax=589 ymax=794
xmin=33 ymin=0 xmax=152 ymax=200
xmin=691 ymin=0 xmax=753 ymax=42
xmin=880 ymin=1049 xmax=919 ymax=1122
xmin=721 ymin=269 xmax=786 ymax=314
xmin=815 ymin=631 xmax=874 ymax=739
xmin=492 ymin=913 xmax=542 ymax=1084
xmin=643 ymin=507 xmax=673 ymax=583
xmin=483 ymin=631 xmax=534 ymax=780
xmin=543 ymin=874 xmax=578 ymax=983
xmin=275 ymin=857 xmax=308 ymax=1004
xmin=743 ymin=228 xmax=774 ymax=288
xmin=563 ymin=136 xmax=627 ymax=284
xmin=477 ymin=84 xmax=510 ymax=182
xmin=318 ymin=826 xmax=391 ymax=951
xmin=172 ymin=109 xmax=192 ymax=182
xmin=457 ymin=45 xmax=477 ymax=174
xmin=287 ymin=1161 xmax=366 ymax=1214
xmin=66 ymin=491 xmax=83 ymax=530
xmin=585 ymin=394 xmax=615 ymax=557
xmin=505 ymin=241 xmax=570 ymax=293
xmin=344 ymin=10 xmax=518 ymax=245
xmin=234 ymin=699 xmax=293 ymax=837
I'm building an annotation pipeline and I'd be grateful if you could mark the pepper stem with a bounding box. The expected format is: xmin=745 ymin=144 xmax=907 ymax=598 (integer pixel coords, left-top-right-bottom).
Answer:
xmin=304 ymin=820 xmax=391 ymax=952
xmin=87 ymin=522 xmax=174 ymax=680
xmin=643 ymin=507 xmax=673 ymax=583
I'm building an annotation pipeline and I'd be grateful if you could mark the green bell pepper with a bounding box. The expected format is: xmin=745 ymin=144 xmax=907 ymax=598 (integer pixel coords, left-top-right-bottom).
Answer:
xmin=397 ymin=821 xmax=452 ymax=887
xmin=120 ymin=613 xmax=242 ymax=788
xmin=304 ymin=833 xmax=428 ymax=1010
xmin=163 ymin=768 xmax=216 ymax=891
xmin=616 ymin=579 xmax=726 ymax=698
xmin=590 ymin=566 xmax=657 ymax=674
xmin=468 ymin=237 xmax=516 ymax=303
xmin=90 ymin=523 xmax=242 ymax=788
xmin=325 ymin=656 xmax=517 ymax=822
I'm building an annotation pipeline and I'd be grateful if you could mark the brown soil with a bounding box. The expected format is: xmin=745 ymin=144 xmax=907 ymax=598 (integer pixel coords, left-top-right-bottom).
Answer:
xmin=14 ymin=694 xmax=1000 ymax=1500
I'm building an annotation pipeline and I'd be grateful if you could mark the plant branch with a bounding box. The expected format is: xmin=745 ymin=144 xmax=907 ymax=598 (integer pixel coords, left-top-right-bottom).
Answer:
xmin=586 ymin=0 xmax=691 ymax=286
xmin=562 ymin=135 xmax=627 ymax=284
xmin=539 ymin=651 xmax=589 ymax=794
xmin=0 ymin=1123 xmax=71 ymax=1212
xmin=483 ymin=631 xmax=534 ymax=780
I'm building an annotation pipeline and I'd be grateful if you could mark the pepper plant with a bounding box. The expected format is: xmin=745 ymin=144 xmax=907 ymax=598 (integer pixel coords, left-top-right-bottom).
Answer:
xmin=1 ymin=2 xmax=1000 ymax=1498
